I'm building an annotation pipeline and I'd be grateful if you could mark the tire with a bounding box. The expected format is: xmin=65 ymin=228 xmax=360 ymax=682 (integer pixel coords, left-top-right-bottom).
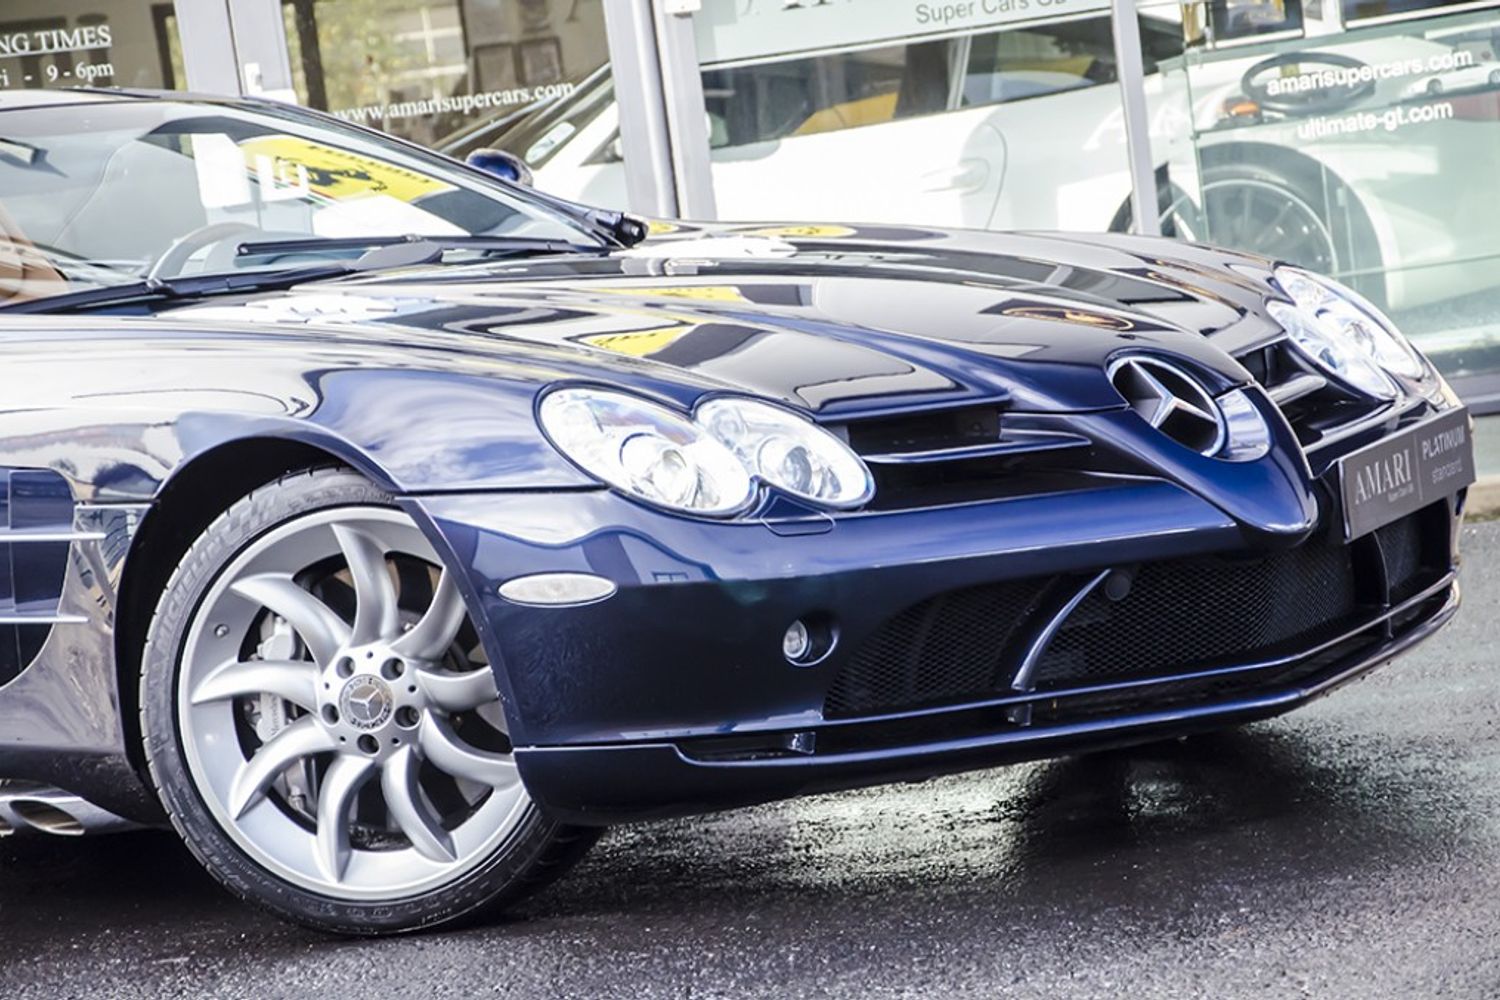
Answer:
xmin=140 ymin=466 xmax=597 ymax=934
xmin=1116 ymin=153 xmax=1387 ymax=308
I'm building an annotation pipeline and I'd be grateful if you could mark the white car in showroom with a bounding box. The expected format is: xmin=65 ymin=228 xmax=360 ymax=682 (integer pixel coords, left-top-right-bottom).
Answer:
xmin=438 ymin=5 xmax=1500 ymax=320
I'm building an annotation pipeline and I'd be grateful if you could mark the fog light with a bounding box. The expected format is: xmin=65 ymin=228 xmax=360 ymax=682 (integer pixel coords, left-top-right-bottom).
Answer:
xmin=782 ymin=620 xmax=812 ymax=662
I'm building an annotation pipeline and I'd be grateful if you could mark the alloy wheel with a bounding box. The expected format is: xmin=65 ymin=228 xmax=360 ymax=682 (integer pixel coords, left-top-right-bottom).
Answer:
xmin=1163 ymin=177 xmax=1337 ymax=277
xmin=177 ymin=507 xmax=528 ymax=900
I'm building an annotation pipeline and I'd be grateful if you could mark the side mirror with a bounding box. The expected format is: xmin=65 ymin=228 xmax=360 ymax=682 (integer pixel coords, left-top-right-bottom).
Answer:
xmin=465 ymin=148 xmax=534 ymax=187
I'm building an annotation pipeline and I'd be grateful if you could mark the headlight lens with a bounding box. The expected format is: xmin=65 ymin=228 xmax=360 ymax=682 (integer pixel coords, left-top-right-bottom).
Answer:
xmin=1269 ymin=266 xmax=1426 ymax=398
xmin=539 ymin=388 xmax=753 ymax=515
xmin=698 ymin=398 xmax=875 ymax=508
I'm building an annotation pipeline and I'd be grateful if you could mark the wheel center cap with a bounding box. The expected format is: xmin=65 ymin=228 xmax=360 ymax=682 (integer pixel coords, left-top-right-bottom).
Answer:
xmin=339 ymin=675 xmax=394 ymax=731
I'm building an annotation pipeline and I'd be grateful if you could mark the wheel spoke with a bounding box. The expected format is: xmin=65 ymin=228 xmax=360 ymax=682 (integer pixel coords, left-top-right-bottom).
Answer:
xmin=231 ymin=573 xmax=352 ymax=668
xmin=392 ymin=570 xmax=468 ymax=661
xmin=416 ymin=667 xmax=499 ymax=715
xmin=419 ymin=715 xmax=518 ymax=789
xmin=314 ymin=755 xmax=376 ymax=884
xmin=228 ymin=716 xmax=338 ymax=820
xmin=332 ymin=524 xmax=400 ymax=645
xmin=191 ymin=658 xmax=319 ymax=711
xmin=380 ymin=746 xmax=456 ymax=864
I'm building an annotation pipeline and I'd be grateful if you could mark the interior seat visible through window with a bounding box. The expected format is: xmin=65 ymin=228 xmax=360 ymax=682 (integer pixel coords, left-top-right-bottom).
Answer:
xmin=0 ymin=202 xmax=65 ymax=304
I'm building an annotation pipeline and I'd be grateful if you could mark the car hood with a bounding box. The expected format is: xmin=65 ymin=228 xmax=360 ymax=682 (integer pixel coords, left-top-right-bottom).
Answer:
xmin=167 ymin=224 xmax=1283 ymax=417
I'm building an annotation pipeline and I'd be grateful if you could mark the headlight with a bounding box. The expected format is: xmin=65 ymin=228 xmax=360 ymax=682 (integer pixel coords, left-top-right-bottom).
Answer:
xmin=1269 ymin=266 xmax=1426 ymax=398
xmin=539 ymin=388 xmax=753 ymax=515
xmin=697 ymin=397 xmax=874 ymax=508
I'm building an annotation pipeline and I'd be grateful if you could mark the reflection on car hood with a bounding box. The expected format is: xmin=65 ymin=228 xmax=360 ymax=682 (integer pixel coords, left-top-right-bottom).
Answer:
xmin=168 ymin=223 xmax=1281 ymax=416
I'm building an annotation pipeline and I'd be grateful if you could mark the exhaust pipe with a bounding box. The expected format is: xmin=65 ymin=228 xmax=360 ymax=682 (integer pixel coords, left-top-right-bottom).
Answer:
xmin=0 ymin=784 xmax=138 ymax=837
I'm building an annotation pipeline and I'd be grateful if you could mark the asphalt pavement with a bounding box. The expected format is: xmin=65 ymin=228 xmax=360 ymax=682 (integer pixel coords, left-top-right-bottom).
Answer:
xmin=3 ymin=521 xmax=1499 ymax=1000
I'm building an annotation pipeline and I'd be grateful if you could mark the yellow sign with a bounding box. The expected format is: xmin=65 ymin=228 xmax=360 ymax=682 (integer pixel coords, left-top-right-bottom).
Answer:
xmin=600 ymin=285 xmax=750 ymax=304
xmin=580 ymin=324 xmax=696 ymax=357
xmin=740 ymin=224 xmax=856 ymax=240
xmin=239 ymin=136 xmax=454 ymax=203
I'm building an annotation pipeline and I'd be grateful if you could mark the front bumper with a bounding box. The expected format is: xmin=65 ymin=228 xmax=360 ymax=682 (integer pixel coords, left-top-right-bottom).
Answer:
xmin=517 ymin=580 xmax=1457 ymax=824
xmin=411 ymin=468 xmax=1464 ymax=825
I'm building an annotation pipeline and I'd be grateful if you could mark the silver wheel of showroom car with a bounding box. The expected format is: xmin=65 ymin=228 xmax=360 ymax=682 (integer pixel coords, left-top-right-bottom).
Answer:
xmin=141 ymin=467 xmax=597 ymax=934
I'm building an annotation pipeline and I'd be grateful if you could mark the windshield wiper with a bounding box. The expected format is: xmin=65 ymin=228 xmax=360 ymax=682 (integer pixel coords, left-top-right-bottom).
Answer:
xmin=236 ymin=234 xmax=605 ymax=259
xmin=0 ymin=237 xmax=592 ymax=316
xmin=0 ymin=257 xmax=379 ymax=315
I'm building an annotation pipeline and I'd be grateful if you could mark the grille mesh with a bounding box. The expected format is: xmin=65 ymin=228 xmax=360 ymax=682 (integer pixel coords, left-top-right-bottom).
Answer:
xmin=821 ymin=508 xmax=1445 ymax=720
xmin=823 ymin=582 xmax=1044 ymax=718
xmin=1031 ymin=539 xmax=1358 ymax=688
xmin=1375 ymin=512 xmax=1425 ymax=603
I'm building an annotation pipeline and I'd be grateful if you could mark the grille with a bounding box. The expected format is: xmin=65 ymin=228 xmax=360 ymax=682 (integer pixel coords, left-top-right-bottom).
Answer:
xmin=821 ymin=508 xmax=1447 ymax=720
xmin=1236 ymin=338 xmax=1387 ymax=446
xmin=1375 ymin=502 xmax=1445 ymax=604
xmin=844 ymin=405 xmax=1000 ymax=456
xmin=823 ymin=581 xmax=1044 ymax=718
xmin=836 ymin=405 xmax=1099 ymax=511
xmin=1031 ymin=539 xmax=1359 ymax=688
xmin=1376 ymin=515 xmax=1421 ymax=601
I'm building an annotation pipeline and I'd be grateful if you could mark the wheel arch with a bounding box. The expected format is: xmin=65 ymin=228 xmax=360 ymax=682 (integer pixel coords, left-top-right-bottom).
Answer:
xmin=1110 ymin=141 xmax=1388 ymax=304
xmin=114 ymin=435 xmax=376 ymax=782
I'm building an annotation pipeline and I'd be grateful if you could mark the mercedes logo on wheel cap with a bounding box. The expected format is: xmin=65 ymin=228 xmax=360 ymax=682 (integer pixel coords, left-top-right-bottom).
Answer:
xmin=1108 ymin=356 xmax=1226 ymax=457
xmin=339 ymin=675 xmax=394 ymax=731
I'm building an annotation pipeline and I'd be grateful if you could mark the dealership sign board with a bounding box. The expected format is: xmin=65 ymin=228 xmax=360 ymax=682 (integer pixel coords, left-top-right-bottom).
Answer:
xmin=694 ymin=0 xmax=1113 ymax=67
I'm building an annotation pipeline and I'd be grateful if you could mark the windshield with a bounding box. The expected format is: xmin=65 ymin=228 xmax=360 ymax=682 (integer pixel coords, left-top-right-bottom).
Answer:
xmin=0 ymin=97 xmax=599 ymax=307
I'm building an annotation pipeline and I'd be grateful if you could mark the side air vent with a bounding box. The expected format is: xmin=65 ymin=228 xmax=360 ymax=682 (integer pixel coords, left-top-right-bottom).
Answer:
xmin=1108 ymin=356 xmax=1225 ymax=456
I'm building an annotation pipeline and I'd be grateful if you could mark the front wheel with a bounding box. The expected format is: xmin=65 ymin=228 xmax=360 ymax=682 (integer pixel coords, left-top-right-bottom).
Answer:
xmin=140 ymin=467 xmax=596 ymax=934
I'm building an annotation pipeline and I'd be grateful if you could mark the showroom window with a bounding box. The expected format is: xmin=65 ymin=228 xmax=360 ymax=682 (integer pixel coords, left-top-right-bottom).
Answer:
xmin=280 ymin=0 xmax=611 ymax=151
xmin=0 ymin=1 xmax=182 ymax=94
xmin=693 ymin=1 xmax=1138 ymax=231
xmin=1139 ymin=0 xmax=1500 ymax=400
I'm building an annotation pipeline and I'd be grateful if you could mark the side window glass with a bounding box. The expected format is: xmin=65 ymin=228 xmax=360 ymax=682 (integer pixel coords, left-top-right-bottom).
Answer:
xmin=700 ymin=40 xmax=952 ymax=150
xmin=960 ymin=17 xmax=1120 ymax=109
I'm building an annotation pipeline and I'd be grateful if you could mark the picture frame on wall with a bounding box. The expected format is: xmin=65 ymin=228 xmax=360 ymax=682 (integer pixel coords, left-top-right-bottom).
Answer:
xmin=473 ymin=41 xmax=517 ymax=91
xmin=519 ymin=36 xmax=563 ymax=85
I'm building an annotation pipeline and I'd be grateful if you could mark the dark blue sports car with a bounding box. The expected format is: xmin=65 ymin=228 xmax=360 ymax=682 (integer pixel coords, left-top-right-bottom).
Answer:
xmin=0 ymin=89 xmax=1473 ymax=934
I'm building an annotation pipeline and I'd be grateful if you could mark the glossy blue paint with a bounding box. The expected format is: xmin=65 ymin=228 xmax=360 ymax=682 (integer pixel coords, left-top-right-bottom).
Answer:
xmin=412 ymin=480 xmax=1242 ymax=747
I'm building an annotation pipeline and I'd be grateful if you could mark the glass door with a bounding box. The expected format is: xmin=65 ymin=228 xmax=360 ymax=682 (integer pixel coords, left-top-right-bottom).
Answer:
xmin=0 ymin=1 xmax=188 ymax=94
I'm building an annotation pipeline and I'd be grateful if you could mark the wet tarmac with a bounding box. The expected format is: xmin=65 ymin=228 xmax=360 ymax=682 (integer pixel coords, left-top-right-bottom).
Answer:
xmin=3 ymin=521 xmax=1499 ymax=999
